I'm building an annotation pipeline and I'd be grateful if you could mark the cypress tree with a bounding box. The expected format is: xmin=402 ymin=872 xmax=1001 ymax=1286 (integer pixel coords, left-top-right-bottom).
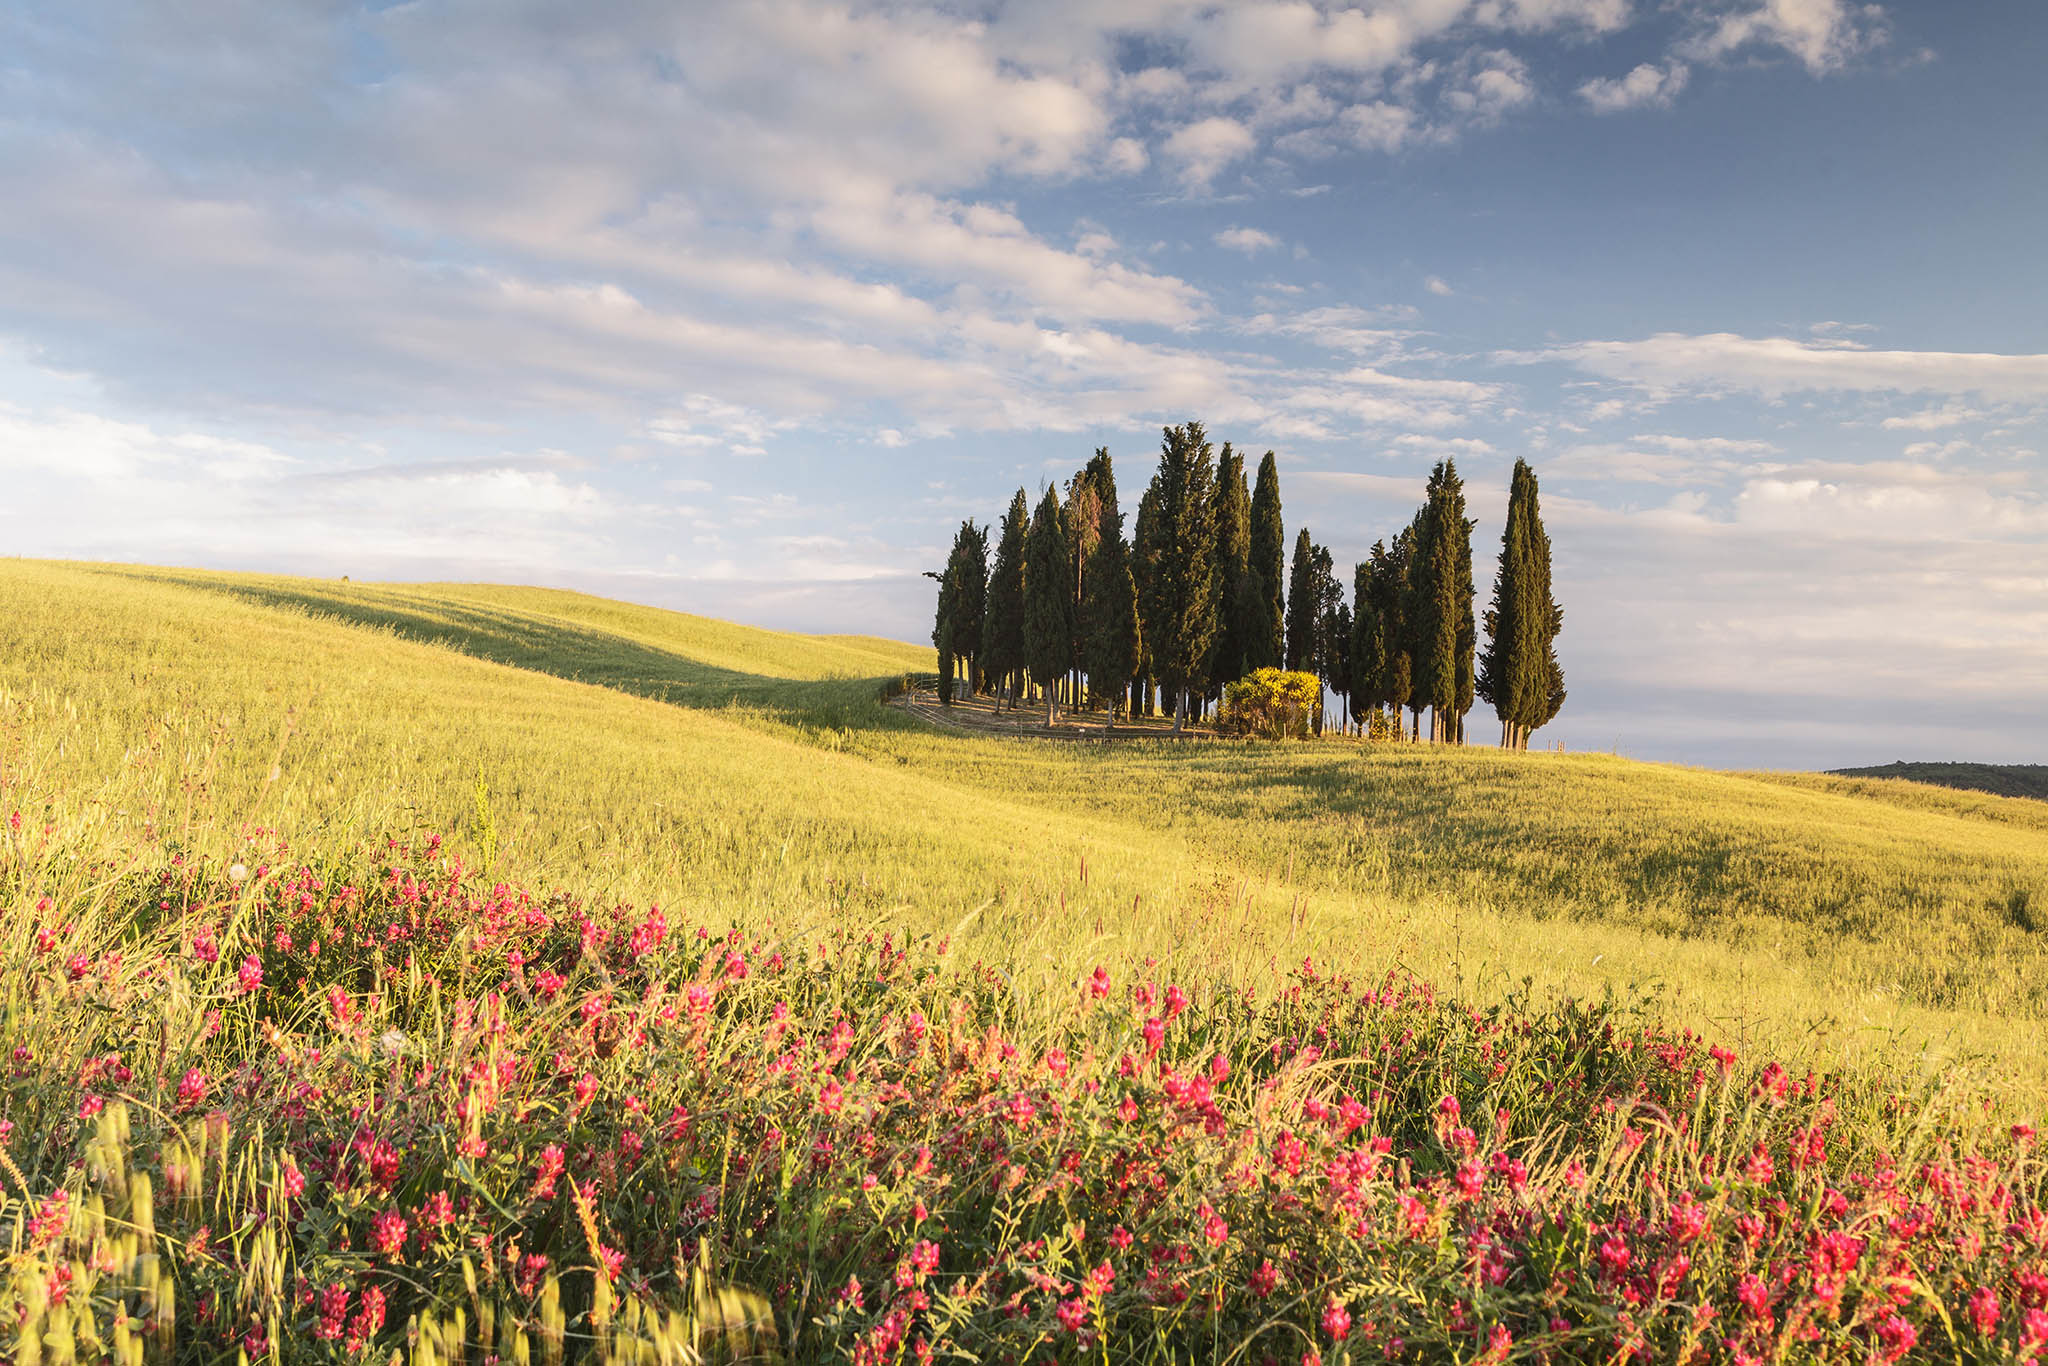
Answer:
xmin=1206 ymin=443 xmax=1252 ymax=698
xmin=1479 ymin=459 xmax=1566 ymax=748
xmin=1137 ymin=422 xmax=1220 ymax=732
xmin=1284 ymin=528 xmax=1317 ymax=672
xmin=1452 ymin=483 xmax=1476 ymax=745
xmin=1407 ymin=461 xmax=1474 ymax=742
xmin=931 ymin=557 xmax=957 ymax=706
xmin=1131 ymin=480 xmax=1161 ymax=718
xmin=1023 ymin=485 xmax=1074 ymax=726
xmin=982 ymin=489 xmax=1029 ymax=709
xmin=1350 ymin=554 xmax=1382 ymax=730
xmin=1065 ymin=462 xmax=1103 ymax=708
xmin=1246 ymin=452 xmax=1286 ymax=671
xmin=946 ymin=520 xmax=988 ymax=695
xmin=1380 ymin=527 xmax=1415 ymax=740
xmin=1527 ymin=463 xmax=1567 ymax=746
xmin=1319 ymin=550 xmax=1349 ymax=733
xmin=1082 ymin=453 xmax=1140 ymax=730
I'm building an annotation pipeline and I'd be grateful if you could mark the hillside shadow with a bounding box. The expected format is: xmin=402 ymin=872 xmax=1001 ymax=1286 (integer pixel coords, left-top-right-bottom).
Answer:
xmin=115 ymin=570 xmax=920 ymax=734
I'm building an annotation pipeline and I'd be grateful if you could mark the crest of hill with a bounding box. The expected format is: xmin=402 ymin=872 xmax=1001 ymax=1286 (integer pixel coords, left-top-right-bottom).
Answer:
xmin=7 ymin=558 xmax=2047 ymax=1091
xmin=1825 ymin=760 xmax=2048 ymax=805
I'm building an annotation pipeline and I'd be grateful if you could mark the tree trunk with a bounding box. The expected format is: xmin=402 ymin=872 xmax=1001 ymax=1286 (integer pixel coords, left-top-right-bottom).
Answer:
xmin=1171 ymin=689 xmax=1186 ymax=734
xmin=1045 ymin=687 xmax=1057 ymax=728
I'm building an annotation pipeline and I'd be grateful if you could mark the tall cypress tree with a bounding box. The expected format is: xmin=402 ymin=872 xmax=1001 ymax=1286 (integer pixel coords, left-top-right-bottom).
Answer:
xmin=1381 ymin=527 xmax=1415 ymax=739
xmin=949 ymin=520 xmax=988 ymax=694
xmin=981 ymin=489 xmax=1029 ymax=709
xmin=1138 ymin=422 xmax=1220 ymax=732
xmin=1317 ymin=548 xmax=1348 ymax=733
xmin=1350 ymin=554 xmax=1383 ymax=729
xmin=1023 ymin=484 xmax=1074 ymax=726
xmin=1479 ymin=458 xmax=1566 ymax=749
xmin=1284 ymin=528 xmax=1317 ymax=672
xmin=931 ymin=557 xmax=958 ymax=706
xmin=1064 ymin=462 xmax=1103 ymax=707
xmin=1407 ymin=460 xmax=1474 ymax=743
xmin=1246 ymin=452 xmax=1286 ymax=671
xmin=1206 ymin=443 xmax=1252 ymax=697
xmin=1131 ymin=479 xmax=1162 ymax=717
xmin=1081 ymin=453 xmax=1140 ymax=730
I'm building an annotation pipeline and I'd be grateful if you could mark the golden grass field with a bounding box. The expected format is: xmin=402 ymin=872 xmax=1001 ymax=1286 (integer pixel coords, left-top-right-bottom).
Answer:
xmin=5 ymin=557 xmax=2045 ymax=1094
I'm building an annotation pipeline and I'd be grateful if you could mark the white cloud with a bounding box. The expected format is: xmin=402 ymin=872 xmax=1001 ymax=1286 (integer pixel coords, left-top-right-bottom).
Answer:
xmin=1243 ymin=305 xmax=1425 ymax=358
xmin=1578 ymin=61 xmax=1691 ymax=113
xmin=1442 ymin=50 xmax=1536 ymax=125
xmin=1503 ymin=333 xmax=2048 ymax=402
xmin=1163 ymin=116 xmax=1257 ymax=190
xmin=1881 ymin=402 xmax=1987 ymax=431
xmin=1214 ymin=226 xmax=1281 ymax=254
xmin=1424 ymin=275 xmax=1454 ymax=296
xmin=1336 ymin=100 xmax=1418 ymax=152
xmin=1682 ymin=0 xmax=1889 ymax=74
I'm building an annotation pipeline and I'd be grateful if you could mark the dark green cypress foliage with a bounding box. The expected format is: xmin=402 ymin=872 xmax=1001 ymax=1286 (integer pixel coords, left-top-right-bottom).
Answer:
xmin=1308 ymin=541 xmax=1339 ymax=734
xmin=1023 ymin=484 xmax=1074 ymax=725
xmin=1479 ymin=460 xmax=1533 ymax=746
xmin=1137 ymin=422 xmax=1219 ymax=732
xmin=1284 ymin=528 xmax=1317 ymax=672
xmin=948 ymin=520 xmax=989 ymax=694
xmin=1407 ymin=461 xmax=1474 ymax=742
xmin=1246 ymin=452 xmax=1285 ymax=671
xmin=1206 ymin=443 xmax=1252 ymax=696
xmin=1350 ymin=553 xmax=1383 ymax=724
xmin=981 ymin=489 xmax=1029 ymax=708
xmin=932 ymin=554 xmax=958 ymax=706
xmin=1326 ymin=595 xmax=1352 ymax=732
xmin=1081 ymin=453 xmax=1140 ymax=729
xmin=1479 ymin=459 xmax=1567 ymax=747
xmin=1380 ymin=527 xmax=1415 ymax=739
xmin=1065 ymin=461 xmax=1104 ymax=705
xmin=1527 ymin=465 xmax=1567 ymax=743
xmin=1452 ymin=479 xmax=1476 ymax=745
xmin=1131 ymin=479 xmax=1161 ymax=717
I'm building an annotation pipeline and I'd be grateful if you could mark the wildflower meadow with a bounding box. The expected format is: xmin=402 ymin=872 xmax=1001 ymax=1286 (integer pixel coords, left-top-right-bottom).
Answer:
xmin=5 ymin=826 xmax=2044 ymax=1364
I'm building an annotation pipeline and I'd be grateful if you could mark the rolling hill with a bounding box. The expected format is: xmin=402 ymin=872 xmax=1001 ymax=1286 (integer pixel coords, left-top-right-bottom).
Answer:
xmin=6 ymin=557 xmax=2046 ymax=1087
xmin=1828 ymin=759 xmax=2048 ymax=803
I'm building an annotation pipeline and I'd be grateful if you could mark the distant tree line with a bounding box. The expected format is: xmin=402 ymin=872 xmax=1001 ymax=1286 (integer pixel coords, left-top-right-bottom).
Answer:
xmin=929 ymin=422 xmax=1564 ymax=747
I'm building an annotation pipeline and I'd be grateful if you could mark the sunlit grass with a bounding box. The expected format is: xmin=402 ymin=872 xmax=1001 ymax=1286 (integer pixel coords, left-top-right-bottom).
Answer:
xmin=4 ymin=558 xmax=2044 ymax=1092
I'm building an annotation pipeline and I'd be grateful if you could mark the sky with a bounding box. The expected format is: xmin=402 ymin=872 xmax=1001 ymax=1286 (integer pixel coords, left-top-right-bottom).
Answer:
xmin=2 ymin=0 xmax=2043 ymax=769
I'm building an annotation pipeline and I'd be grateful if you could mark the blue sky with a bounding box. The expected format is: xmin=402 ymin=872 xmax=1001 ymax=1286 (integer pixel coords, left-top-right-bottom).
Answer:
xmin=2 ymin=0 xmax=2042 ymax=768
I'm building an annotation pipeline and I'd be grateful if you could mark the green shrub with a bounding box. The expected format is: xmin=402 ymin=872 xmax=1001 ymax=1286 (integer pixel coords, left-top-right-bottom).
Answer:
xmin=1219 ymin=667 xmax=1322 ymax=739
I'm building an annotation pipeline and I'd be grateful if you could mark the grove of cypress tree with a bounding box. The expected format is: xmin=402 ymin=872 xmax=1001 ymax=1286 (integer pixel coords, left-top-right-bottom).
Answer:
xmin=1246 ymin=452 xmax=1286 ymax=671
xmin=1206 ymin=443 xmax=1252 ymax=697
xmin=981 ymin=489 xmax=1030 ymax=709
xmin=1137 ymin=422 xmax=1219 ymax=732
xmin=1285 ymin=528 xmax=1317 ymax=673
xmin=1081 ymin=453 xmax=1141 ymax=730
xmin=1023 ymin=484 xmax=1074 ymax=726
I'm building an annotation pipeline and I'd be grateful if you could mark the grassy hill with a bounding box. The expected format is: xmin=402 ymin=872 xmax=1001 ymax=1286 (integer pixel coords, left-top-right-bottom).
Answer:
xmin=6 ymin=559 xmax=2045 ymax=1089
xmin=1828 ymin=759 xmax=2048 ymax=803
xmin=7 ymin=558 xmax=2046 ymax=1362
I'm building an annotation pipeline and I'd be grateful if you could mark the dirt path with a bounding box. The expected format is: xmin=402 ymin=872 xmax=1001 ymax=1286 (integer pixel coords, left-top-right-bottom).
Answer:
xmin=891 ymin=687 xmax=1223 ymax=740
